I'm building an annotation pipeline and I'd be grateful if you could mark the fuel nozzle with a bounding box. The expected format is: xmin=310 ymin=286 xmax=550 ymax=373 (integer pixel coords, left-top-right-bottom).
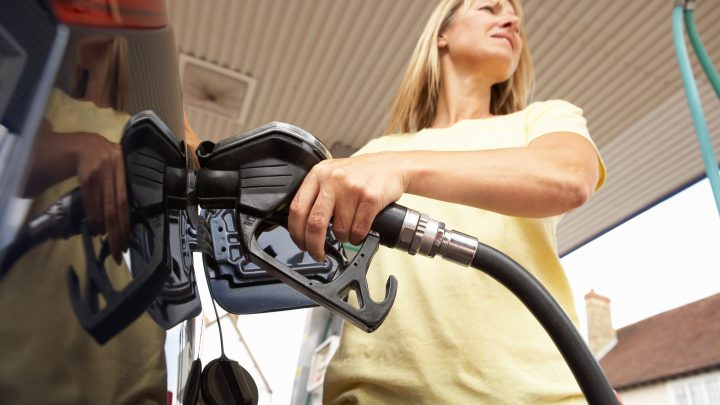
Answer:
xmin=372 ymin=203 xmax=479 ymax=267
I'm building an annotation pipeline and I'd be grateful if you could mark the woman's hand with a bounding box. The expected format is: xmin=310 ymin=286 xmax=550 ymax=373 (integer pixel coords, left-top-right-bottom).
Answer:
xmin=288 ymin=152 xmax=408 ymax=261
xmin=72 ymin=133 xmax=129 ymax=264
xmin=27 ymin=126 xmax=129 ymax=264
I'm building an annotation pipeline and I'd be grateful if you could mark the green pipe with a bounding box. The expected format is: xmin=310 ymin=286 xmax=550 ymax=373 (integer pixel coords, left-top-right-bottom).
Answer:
xmin=672 ymin=5 xmax=720 ymax=216
xmin=684 ymin=8 xmax=720 ymax=98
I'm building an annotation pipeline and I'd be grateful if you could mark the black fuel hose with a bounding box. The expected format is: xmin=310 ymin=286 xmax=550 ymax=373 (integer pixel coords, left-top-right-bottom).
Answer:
xmin=470 ymin=242 xmax=618 ymax=405
xmin=0 ymin=188 xmax=83 ymax=277
xmin=372 ymin=203 xmax=618 ymax=405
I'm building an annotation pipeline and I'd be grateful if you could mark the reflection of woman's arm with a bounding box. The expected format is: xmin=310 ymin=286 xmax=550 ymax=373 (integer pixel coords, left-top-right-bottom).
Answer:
xmin=24 ymin=120 xmax=79 ymax=198
xmin=25 ymin=118 xmax=129 ymax=264
xmin=27 ymin=113 xmax=203 ymax=263
xmin=184 ymin=112 xmax=201 ymax=168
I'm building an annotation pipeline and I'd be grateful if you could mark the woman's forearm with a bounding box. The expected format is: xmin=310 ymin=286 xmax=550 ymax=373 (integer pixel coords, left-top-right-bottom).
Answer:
xmin=287 ymin=132 xmax=600 ymax=260
xmin=396 ymin=133 xmax=600 ymax=218
xmin=23 ymin=128 xmax=82 ymax=197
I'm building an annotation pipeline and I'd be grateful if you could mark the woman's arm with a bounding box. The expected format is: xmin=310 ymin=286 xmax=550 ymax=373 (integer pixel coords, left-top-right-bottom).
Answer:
xmin=405 ymin=132 xmax=600 ymax=217
xmin=288 ymin=131 xmax=599 ymax=261
xmin=25 ymin=119 xmax=129 ymax=263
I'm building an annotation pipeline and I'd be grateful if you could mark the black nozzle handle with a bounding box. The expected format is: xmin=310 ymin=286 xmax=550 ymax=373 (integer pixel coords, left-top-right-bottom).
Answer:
xmin=371 ymin=203 xmax=408 ymax=249
xmin=195 ymin=168 xmax=241 ymax=209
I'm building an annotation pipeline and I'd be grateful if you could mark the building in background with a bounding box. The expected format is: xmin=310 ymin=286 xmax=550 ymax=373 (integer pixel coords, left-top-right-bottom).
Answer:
xmin=586 ymin=291 xmax=720 ymax=405
xmin=585 ymin=290 xmax=618 ymax=357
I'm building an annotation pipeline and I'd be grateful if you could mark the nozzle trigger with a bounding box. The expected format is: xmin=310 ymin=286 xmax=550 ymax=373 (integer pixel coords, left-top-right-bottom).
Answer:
xmin=237 ymin=212 xmax=397 ymax=332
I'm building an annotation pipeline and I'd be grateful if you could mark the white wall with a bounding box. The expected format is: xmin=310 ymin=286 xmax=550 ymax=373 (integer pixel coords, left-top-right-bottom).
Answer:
xmin=618 ymin=370 xmax=720 ymax=405
xmin=618 ymin=383 xmax=669 ymax=405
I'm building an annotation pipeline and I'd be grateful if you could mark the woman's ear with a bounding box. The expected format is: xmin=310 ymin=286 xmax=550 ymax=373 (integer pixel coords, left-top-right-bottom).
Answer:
xmin=438 ymin=34 xmax=448 ymax=49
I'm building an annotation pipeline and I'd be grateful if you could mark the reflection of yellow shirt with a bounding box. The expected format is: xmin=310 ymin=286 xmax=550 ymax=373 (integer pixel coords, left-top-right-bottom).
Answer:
xmin=0 ymin=89 xmax=167 ymax=404
xmin=324 ymin=100 xmax=606 ymax=404
xmin=44 ymin=88 xmax=130 ymax=143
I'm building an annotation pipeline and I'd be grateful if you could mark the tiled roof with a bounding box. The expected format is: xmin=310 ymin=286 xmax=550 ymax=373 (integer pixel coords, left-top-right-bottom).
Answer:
xmin=600 ymin=293 xmax=720 ymax=389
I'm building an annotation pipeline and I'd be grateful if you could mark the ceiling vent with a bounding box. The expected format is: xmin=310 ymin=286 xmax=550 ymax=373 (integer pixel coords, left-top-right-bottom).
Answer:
xmin=179 ymin=54 xmax=256 ymax=124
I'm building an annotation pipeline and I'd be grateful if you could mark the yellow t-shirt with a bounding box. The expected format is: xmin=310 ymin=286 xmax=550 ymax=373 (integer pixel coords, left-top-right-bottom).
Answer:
xmin=323 ymin=100 xmax=606 ymax=405
xmin=0 ymin=89 xmax=167 ymax=404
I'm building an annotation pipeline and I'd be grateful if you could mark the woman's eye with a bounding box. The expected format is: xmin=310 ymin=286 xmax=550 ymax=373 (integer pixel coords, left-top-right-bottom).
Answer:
xmin=478 ymin=6 xmax=495 ymax=13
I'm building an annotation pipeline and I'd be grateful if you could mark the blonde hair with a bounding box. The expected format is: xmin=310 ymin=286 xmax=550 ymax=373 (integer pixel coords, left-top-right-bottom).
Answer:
xmin=384 ymin=0 xmax=534 ymax=134
xmin=108 ymin=37 xmax=130 ymax=112
xmin=72 ymin=36 xmax=130 ymax=112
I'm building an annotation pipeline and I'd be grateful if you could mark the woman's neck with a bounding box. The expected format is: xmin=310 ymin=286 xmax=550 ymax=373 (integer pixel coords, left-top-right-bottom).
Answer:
xmin=83 ymin=63 xmax=113 ymax=109
xmin=431 ymin=62 xmax=494 ymax=129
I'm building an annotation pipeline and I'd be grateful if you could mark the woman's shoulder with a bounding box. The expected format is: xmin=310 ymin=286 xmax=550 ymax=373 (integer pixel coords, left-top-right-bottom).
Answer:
xmin=353 ymin=132 xmax=413 ymax=156
xmin=523 ymin=99 xmax=585 ymax=117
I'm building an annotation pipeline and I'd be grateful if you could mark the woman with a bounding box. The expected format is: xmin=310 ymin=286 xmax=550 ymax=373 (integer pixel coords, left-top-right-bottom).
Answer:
xmin=289 ymin=0 xmax=605 ymax=403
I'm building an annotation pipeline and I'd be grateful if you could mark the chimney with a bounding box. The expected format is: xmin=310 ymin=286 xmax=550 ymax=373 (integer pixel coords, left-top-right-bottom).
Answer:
xmin=584 ymin=289 xmax=617 ymax=357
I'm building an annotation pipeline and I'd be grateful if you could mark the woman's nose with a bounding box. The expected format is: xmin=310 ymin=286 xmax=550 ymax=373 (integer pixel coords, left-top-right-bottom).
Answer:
xmin=500 ymin=13 xmax=520 ymax=33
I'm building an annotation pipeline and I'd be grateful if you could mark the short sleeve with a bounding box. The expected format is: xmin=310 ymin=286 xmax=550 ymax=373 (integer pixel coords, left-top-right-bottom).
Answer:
xmin=43 ymin=88 xmax=129 ymax=143
xmin=525 ymin=99 xmax=590 ymax=143
xmin=43 ymin=88 xmax=66 ymax=129
xmin=352 ymin=133 xmax=411 ymax=156
xmin=525 ymin=100 xmax=606 ymax=191
xmin=353 ymin=137 xmax=384 ymax=156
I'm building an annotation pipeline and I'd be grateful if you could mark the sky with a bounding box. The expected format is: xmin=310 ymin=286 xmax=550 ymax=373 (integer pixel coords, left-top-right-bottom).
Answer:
xmin=183 ymin=177 xmax=720 ymax=405
xmin=563 ymin=178 xmax=720 ymax=334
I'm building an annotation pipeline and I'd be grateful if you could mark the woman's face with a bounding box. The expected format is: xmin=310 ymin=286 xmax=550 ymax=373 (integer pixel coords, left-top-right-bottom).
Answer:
xmin=439 ymin=0 xmax=523 ymax=83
